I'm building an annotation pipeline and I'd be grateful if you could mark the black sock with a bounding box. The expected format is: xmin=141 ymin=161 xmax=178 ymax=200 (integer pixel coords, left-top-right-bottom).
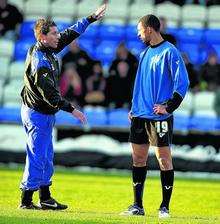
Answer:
xmin=21 ymin=190 xmax=34 ymax=205
xmin=160 ymin=170 xmax=174 ymax=210
xmin=39 ymin=185 xmax=51 ymax=201
xmin=132 ymin=166 xmax=147 ymax=208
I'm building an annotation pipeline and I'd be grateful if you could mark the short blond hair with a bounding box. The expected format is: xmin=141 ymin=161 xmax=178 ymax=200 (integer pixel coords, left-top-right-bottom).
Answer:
xmin=34 ymin=18 xmax=56 ymax=41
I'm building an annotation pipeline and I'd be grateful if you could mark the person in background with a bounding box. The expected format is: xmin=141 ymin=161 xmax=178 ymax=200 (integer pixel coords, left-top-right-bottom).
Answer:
xmin=182 ymin=52 xmax=200 ymax=92
xmin=19 ymin=3 xmax=106 ymax=210
xmin=200 ymin=53 xmax=220 ymax=91
xmin=159 ymin=17 xmax=176 ymax=46
xmin=0 ymin=0 xmax=23 ymax=39
xmin=85 ymin=60 xmax=106 ymax=106
xmin=61 ymin=40 xmax=94 ymax=82
xmin=60 ymin=65 xmax=85 ymax=108
xmin=106 ymin=43 xmax=138 ymax=108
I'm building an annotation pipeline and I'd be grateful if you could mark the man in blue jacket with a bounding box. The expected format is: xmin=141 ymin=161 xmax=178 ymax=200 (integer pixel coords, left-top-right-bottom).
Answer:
xmin=19 ymin=4 xmax=106 ymax=210
xmin=121 ymin=14 xmax=189 ymax=218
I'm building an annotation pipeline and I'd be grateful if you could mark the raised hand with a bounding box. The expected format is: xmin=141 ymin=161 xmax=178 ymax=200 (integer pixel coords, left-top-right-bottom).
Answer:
xmin=93 ymin=3 xmax=107 ymax=20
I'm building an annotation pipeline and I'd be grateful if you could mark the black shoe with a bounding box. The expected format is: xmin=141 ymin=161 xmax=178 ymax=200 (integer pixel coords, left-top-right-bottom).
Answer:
xmin=19 ymin=202 xmax=41 ymax=210
xmin=39 ymin=198 xmax=68 ymax=210
xmin=120 ymin=204 xmax=145 ymax=216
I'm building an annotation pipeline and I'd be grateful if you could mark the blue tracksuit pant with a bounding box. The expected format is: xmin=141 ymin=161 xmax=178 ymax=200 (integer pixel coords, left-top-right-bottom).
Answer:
xmin=20 ymin=104 xmax=55 ymax=190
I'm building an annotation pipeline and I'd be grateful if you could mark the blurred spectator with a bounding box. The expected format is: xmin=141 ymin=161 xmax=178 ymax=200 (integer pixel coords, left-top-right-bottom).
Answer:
xmin=182 ymin=53 xmax=200 ymax=92
xmin=159 ymin=17 xmax=176 ymax=46
xmin=106 ymin=43 xmax=138 ymax=108
xmin=60 ymin=65 xmax=85 ymax=108
xmin=85 ymin=61 xmax=106 ymax=106
xmin=109 ymin=42 xmax=138 ymax=89
xmin=200 ymin=53 xmax=220 ymax=91
xmin=61 ymin=41 xmax=94 ymax=82
xmin=0 ymin=0 xmax=23 ymax=39
xmin=106 ymin=61 xmax=132 ymax=108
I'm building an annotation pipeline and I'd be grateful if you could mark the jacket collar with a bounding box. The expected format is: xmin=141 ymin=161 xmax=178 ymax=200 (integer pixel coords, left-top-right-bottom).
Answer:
xmin=36 ymin=41 xmax=53 ymax=54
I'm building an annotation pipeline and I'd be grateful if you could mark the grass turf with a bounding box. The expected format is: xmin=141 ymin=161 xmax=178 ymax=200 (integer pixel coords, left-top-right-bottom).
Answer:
xmin=0 ymin=167 xmax=219 ymax=224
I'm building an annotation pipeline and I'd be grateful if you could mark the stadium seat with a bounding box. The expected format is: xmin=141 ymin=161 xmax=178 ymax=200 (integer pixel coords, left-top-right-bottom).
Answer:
xmin=129 ymin=2 xmax=154 ymax=25
xmin=155 ymin=2 xmax=181 ymax=27
xmin=99 ymin=24 xmax=125 ymax=41
xmin=0 ymin=107 xmax=22 ymax=123
xmin=108 ymin=108 xmax=129 ymax=127
xmin=193 ymin=91 xmax=215 ymax=111
xmin=83 ymin=106 xmax=107 ymax=126
xmin=14 ymin=39 xmax=34 ymax=61
xmin=179 ymin=43 xmax=199 ymax=64
xmin=104 ymin=0 xmax=129 ymax=24
xmin=77 ymin=0 xmax=103 ymax=18
xmin=126 ymin=41 xmax=146 ymax=58
xmin=24 ymin=0 xmax=50 ymax=20
xmin=55 ymin=110 xmax=80 ymax=126
xmin=0 ymin=39 xmax=14 ymax=58
xmin=3 ymin=80 xmax=23 ymax=107
xmin=94 ymin=40 xmax=118 ymax=65
xmin=204 ymin=29 xmax=220 ymax=45
xmin=0 ymin=57 xmax=10 ymax=81
xmin=207 ymin=6 xmax=220 ymax=29
xmin=190 ymin=111 xmax=217 ymax=132
xmin=51 ymin=0 xmax=77 ymax=20
xmin=78 ymin=39 xmax=95 ymax=57
xmin=9 ymin=61 xmax=25 ymax=80
xmin=79 ymin=24 xmax=99 ymax=41
xmin=173 ymin=110 xmax=190 ymax=132
xmin=177 ymin=28 xmax=204 ymax=43
xmin=19 ymin=20 xmax=35 ymax=40
xmin=125 ymin=25 xmax=138 ymax=41
xmin=56 ymin=22 xmax=71 ymax=32
xmin=182 ymin=4 xmax=206 ymax=28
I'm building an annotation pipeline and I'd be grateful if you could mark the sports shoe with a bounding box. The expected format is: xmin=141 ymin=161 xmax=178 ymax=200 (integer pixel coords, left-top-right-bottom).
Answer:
xmin=39 ymin=198 xmax=68 ymax=210
xmin=158 ymin=207 xmax=170 ymax=218
xmin=120 ymin=204 xmax=145 ymax=216
xmin=19 ymin=202 xmax=40 ymax=210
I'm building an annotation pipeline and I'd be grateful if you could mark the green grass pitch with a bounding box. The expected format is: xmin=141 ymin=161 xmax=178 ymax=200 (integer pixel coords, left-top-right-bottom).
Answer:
xmin=0 ymin=167 xmax=219 ymax=224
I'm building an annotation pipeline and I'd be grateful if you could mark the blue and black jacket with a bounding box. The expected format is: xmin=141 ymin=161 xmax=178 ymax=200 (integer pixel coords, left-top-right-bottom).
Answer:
xmin=21 ymin=17 xmax=95 ymax=114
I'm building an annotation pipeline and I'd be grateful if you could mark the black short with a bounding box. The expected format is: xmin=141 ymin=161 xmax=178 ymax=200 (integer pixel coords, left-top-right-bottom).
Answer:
xmin=129 ymin=116 xmax=173 ymax=147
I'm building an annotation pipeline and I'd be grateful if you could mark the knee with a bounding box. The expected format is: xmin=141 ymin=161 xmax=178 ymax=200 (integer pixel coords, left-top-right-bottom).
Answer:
xmin=158 ymin=157 xmax=173 ymax=170
xmin=133 ymin=155 xmax=147 ymax=167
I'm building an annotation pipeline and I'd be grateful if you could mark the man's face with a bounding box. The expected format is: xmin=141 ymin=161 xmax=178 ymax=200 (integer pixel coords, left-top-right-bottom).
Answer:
xmin=42 ymin=26 xmax=60 ymax=49
xmin=137 ymin=22 xmax=151 ymax=44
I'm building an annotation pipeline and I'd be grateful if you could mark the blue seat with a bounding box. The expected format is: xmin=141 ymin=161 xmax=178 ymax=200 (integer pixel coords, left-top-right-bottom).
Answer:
xmin=83 ymin=107 xmax=107 ymax=126
xmin=99 ymin=24 xmax=125 ymax=41
xmin=179 ymin=43 xmax=200 ymax=64
xmin=14 ymin=39 xmax=35 ymax=61
xmin=126 ymin=41 xmax=145 ymax=58
xmin=108 ymin=108 xmax=129 ymax=127
xmin=125 ymin=25 xmax=138 ymax=41
xmin=55 ymin=110 xmax=79 ymax=126
xmin=173 ymin=114 xmax=190 ymax=132
xmin=79 ymin=24 xmax=99 ymax=40
xmin=0 ymin=107 xmax=21 ymax=124
xmin=177 ymin=28 xmax=204 ymax=43
xmin=56 ymin=22 xmax=71 ymax=31
xmin=78 ymin=39 xmax=95 ymax=57
xmin=19 ymin=21 xmax=35 ymax=40
xmin=204 ymin=29 xmax=220 ymax=44
xmin=189 ymin=115 xmax=217 ymax=132
xmin=95 ymin=40 xmax=118 ymax=63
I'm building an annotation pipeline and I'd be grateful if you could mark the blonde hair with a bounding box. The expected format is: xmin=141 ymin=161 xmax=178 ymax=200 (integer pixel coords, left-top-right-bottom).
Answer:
xmin=34 ymin=18 xmax=56 ymax=41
